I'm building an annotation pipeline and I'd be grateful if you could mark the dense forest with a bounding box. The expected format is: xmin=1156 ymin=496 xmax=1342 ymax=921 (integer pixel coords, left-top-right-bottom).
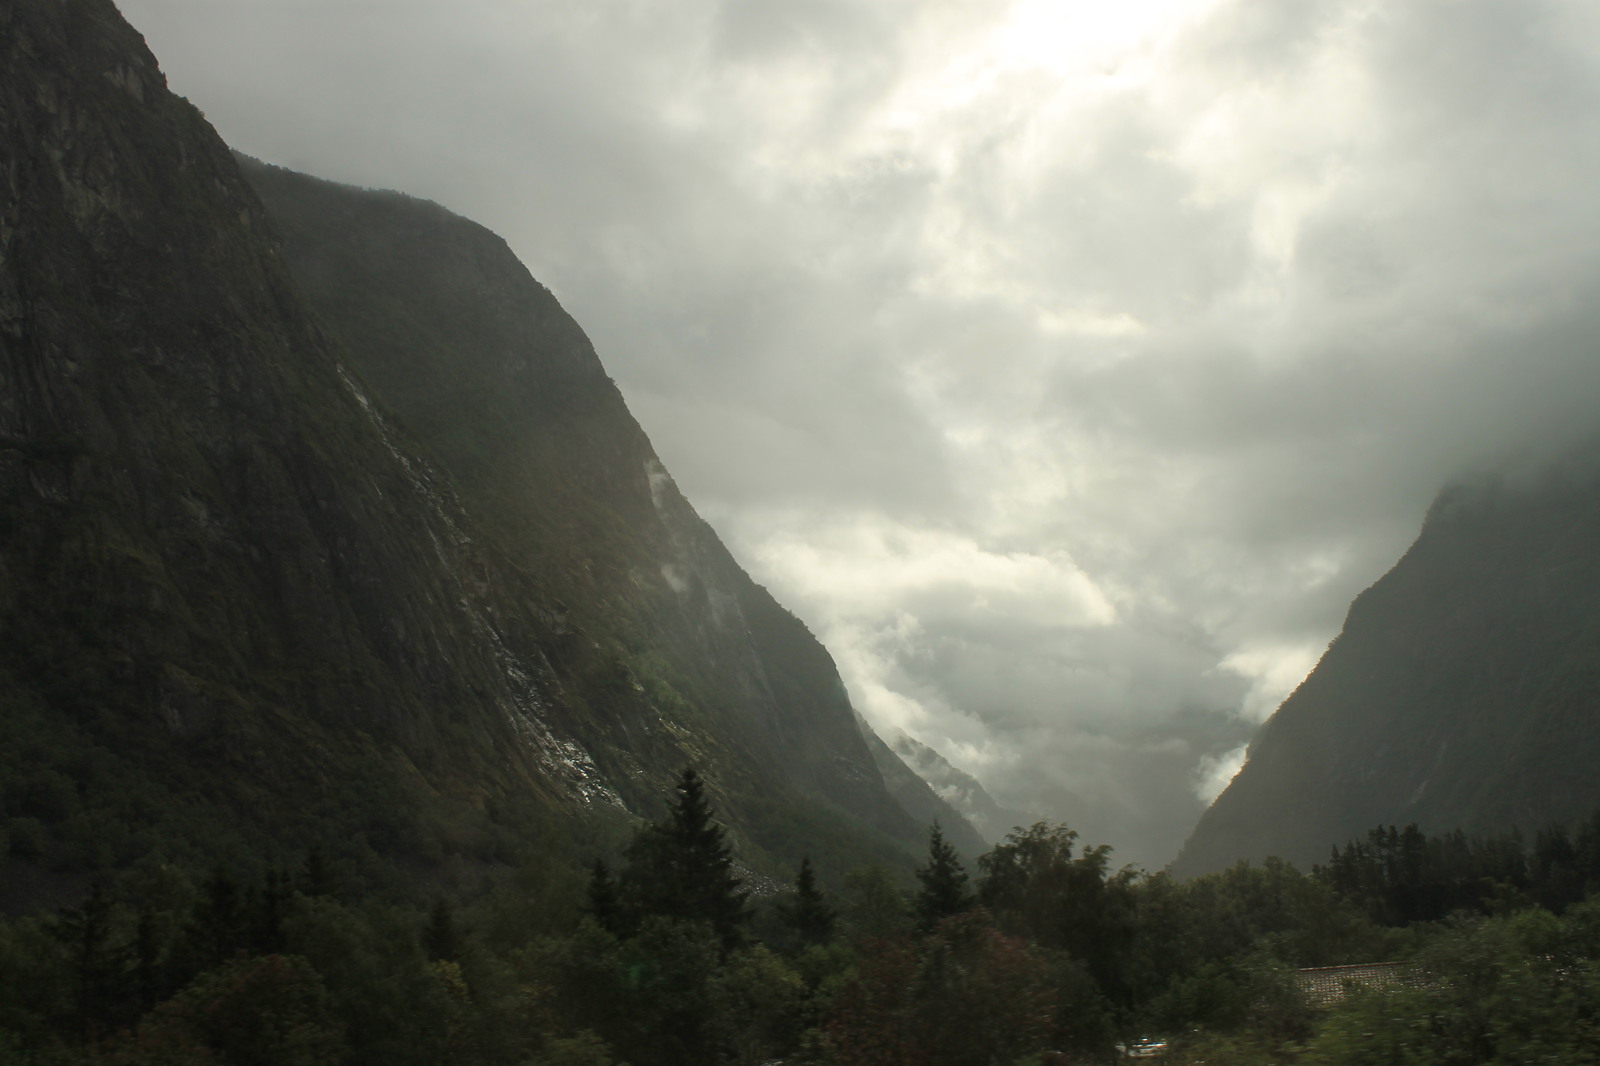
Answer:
xmin=4 ymin=769 xmax=1599 ymax=1065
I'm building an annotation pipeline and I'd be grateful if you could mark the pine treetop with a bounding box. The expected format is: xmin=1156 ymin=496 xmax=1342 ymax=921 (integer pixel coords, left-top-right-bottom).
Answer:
xmin=620 ymin=767 xmax=750 ymax=949
xmin=915 ymin=821 xmax=975 ymax=932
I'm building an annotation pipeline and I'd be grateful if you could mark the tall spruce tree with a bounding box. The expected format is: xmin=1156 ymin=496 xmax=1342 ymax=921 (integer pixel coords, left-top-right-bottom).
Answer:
xmin=585 ymin=857 xmax=627 ymax=936
xmin=780 ymin=856 xmax=837 ymax=947
xmin=422 ymin=896 xmax=462 ymax=962
xmin=915 ymin=821 xmax=975 ymax=932
xmin=51 ymin=879 xmax=123 ymax=1039
xmin=622 ymin=767 xmax=750 ymax=948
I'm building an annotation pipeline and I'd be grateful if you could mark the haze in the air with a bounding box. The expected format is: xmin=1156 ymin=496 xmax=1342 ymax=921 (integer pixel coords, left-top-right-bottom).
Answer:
xmin=115 ymin=0 xmax=1600 ymax=866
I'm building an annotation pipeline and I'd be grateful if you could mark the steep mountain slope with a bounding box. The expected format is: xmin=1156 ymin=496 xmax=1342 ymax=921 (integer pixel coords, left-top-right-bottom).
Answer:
xmin=1175 ymin=451 xmax=1600 ymax=874
xmin=855 ymin=715 xmax=991 ymax=860
xmin=888 ymin=732 xmax=1037 ymax=845
xmin=238 ymin=157 xmax=952 ymax=865
xmin=0 ymin=0 xmax=962 ymax=906
xmin=0 ymin=0 xmax=639 ymax=905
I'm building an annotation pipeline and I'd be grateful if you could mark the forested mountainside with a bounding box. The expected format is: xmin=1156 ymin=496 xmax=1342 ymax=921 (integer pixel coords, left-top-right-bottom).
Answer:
xmin=1176 ymin=448 xmax=1600 ymax=875
xmin=0 ymin=0 xmax=970 ymax=911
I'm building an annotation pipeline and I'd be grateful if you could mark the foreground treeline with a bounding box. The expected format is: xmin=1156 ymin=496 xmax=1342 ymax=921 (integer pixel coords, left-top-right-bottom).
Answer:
xmin=4 ymin=775 xmax=1600 ymax=1065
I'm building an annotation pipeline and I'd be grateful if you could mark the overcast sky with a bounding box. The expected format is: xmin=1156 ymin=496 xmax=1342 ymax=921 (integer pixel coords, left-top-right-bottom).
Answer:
xmin=117 ymin=0 xmax=1600 ymax=867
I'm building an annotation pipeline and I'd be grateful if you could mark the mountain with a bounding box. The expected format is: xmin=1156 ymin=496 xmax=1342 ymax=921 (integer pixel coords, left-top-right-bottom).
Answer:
xmin=886 ymin=732 xmax=1037 ymax=845
xmin=1174 ymin=450 xmax=1600 ymax=875
xmin=234 ymin=157 xmax=959 ymax=867
xmin=855 ymin=715 xmax=991 ymax=860
xmin=0 ymin=0 xmax=969 ymax=909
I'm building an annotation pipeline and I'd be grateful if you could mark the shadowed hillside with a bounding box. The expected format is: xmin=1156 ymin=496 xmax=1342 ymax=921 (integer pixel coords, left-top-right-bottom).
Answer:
xmin=238 ymin=156 xmax=982 ymax=870
xmin=1176 ymin=449 xmax=1600 ymax=875
xmin=0 ymin=0 xmax=973 ymax=909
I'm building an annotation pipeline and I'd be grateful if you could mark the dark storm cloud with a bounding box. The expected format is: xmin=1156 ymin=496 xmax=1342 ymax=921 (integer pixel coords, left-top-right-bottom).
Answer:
xmin=117 ymin=0 xmax=1600 ymax=866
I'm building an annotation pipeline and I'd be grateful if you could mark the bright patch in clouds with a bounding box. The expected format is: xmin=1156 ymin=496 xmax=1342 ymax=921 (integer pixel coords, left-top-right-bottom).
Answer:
xmin=1220 ymin=643 xmax=1326 ymax=724
xmin=756 ymin=518 xmax=1117 ymax=627
xmin=995 ymin=0 xmax=1220 ymax=73
xmin=1194 ymin=742 xmax=1248 ymax=803
xmin=749 ymin=516 xmax=1123 ymax=760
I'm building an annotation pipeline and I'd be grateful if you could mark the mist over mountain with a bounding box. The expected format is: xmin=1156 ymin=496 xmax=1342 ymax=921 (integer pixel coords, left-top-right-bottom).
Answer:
xmin=851 ymin=713 xmax=989 ymax=860
xmin=1175 ymin=445 xmax=1600 ymax=875
xmin=0 ymin=0 xmax=972 ymax=908
xmin=888 ymin=733 xmax=1037 ymax=846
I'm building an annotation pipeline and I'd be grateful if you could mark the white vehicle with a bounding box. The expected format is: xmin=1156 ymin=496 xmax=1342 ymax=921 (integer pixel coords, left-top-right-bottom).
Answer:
xmin=1115 ymin=1037 xmax=1169 ymax=1058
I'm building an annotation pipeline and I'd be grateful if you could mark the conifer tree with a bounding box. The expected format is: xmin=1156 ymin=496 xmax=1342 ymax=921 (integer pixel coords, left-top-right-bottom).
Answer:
xmin=585 ymin=857 xmax=626 ymax=936
xmin=132 ymin=908 xmax=164 ymax=1015
xmin=255 ymin=867 xmax=291 ymax=955
xmin=51 ymin=879 xmax=124 ymax=1038
xmin=180 ymin=866 xmax=247 ymax=976
xmin=622 ymin=767 xmax=750 ymax=948
xmin=780 ymin=856 xmax=837 ymax=946
xmin=915 ymin=822 xmax=974 ymax=933
xmin=422 ymin=896 xmax=462 ymax=962
xmin=301 ymin=845 xmax=338 ymax=899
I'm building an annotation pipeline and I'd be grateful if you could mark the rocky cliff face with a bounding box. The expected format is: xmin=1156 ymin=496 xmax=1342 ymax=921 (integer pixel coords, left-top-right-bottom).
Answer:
xmin=1174 ymin=451 xmax=1600 ymax=875
xmin=0 ymin=0 xmax=614 ymax=900
xmin=0 ymin=0 xmax=962 ymax=904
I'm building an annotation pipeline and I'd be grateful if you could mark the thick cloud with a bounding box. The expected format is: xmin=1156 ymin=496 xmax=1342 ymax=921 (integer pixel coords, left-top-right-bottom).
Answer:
xmin=119 ymin=0 xmax=1600 ymax=866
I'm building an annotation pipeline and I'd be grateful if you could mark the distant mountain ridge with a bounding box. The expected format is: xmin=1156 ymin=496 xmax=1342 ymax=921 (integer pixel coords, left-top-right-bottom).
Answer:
xmin=854 ymin=714 xmax=990 ymax=860
xmin=1175 ymin=449 xmax=1600 ymax=875
xmin=888 ymin=732 xmax=1037 ymax=845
